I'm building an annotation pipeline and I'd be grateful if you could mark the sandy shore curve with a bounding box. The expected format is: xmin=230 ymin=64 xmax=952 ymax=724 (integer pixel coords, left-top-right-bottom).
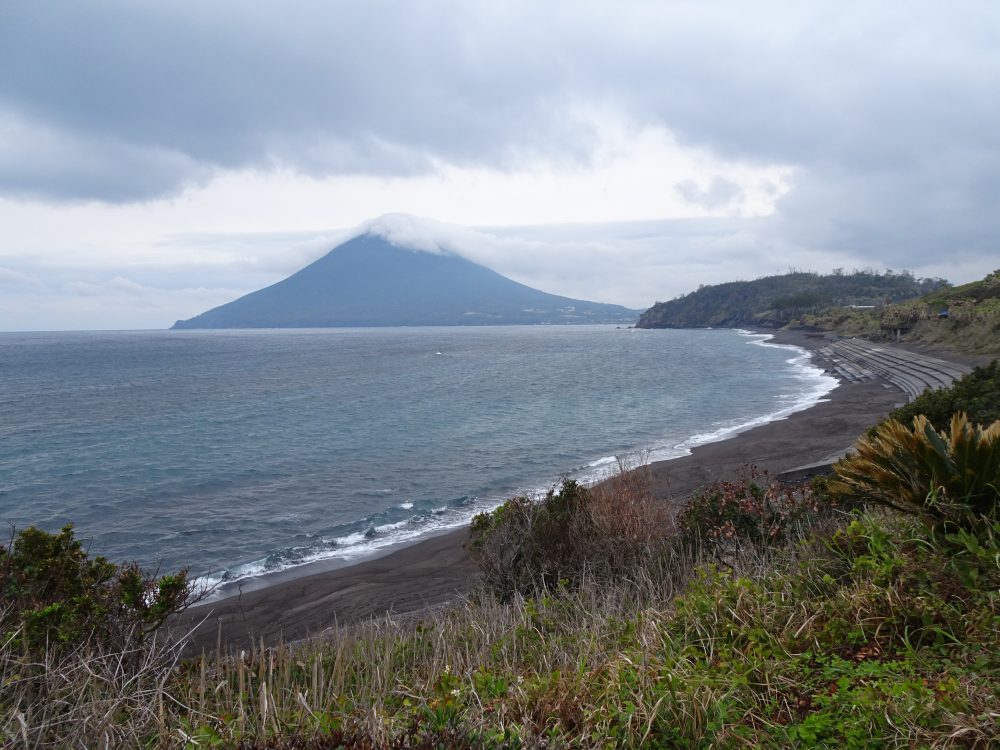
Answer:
xmin=176 ymin=329 xmax=911 ymax=651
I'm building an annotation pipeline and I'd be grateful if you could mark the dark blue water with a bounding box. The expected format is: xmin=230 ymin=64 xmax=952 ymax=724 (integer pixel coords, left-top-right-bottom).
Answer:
xmin=0 ymin=326 xmax=834 ymax=588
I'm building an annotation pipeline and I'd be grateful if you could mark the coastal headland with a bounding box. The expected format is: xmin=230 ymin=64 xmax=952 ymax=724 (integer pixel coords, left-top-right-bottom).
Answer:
xmin=177 ymin=330 xmax=927 ymax=651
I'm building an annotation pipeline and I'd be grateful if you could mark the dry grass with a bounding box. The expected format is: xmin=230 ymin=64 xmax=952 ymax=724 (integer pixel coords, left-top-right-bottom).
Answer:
xmin=0 ymin=616 xmax=188 ymax=748
xmin=586 ymin=458 xmax=675 ymax=544
xmin=170 ymin=541 xmax=774 ymax=747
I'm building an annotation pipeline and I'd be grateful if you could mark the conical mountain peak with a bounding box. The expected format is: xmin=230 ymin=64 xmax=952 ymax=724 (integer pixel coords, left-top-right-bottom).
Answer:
xmin=172 ymin=225 xmax=637 ymax=329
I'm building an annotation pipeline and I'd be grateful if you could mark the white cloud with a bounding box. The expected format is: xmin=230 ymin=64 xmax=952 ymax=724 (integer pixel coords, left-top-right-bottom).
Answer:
xmin=0 ymin=275 xmax=242 ymax=331
xmin=65 ymin=276 xmax=155 ymax=297
xmin=0 ymin=266 xmax=42 ymax=288
xmin=675 ymin=178 xmax=744 ymax=211
xmin=362 ymin=214 xmax=457 ymax=255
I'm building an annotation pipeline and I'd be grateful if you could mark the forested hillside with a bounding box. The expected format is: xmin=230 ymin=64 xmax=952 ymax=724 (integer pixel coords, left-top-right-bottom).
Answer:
xmin=636 ymin=270 xmax=946 ymax=329
xmin=800 ymin=269 xmax=1000 ymax=355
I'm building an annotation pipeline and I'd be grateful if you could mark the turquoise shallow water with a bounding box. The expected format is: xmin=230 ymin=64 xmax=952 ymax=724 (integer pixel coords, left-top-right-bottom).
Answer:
xmin=0 ymin=326 xmax=835 ymax=587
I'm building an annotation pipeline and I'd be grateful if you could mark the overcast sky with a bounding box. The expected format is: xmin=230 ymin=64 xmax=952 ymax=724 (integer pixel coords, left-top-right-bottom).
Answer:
xmin=1 ymin=1 xmax=998 ymax=330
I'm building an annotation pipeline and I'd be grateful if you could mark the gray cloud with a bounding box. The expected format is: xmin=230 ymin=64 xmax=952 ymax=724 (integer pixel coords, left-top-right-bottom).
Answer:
xmin=0 ymin=1 xmax=592 ymax=196
xmin=0 ymin=108 xmax=210 ymax=202
xmin=1 ymin=1 xmax=998 ymax=275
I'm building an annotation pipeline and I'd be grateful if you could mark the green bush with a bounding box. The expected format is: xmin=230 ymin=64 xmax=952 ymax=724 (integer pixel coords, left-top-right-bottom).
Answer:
xmin=470 ymin=466 xmax=853 ymax=598
xmin=469 ymin=469 xmax=670 ymax=597
xmin=469 ymin=480 xmax=595 ymax=597
xmin=677 ymin=467 xmax=851 ymax=550
xmin=830 ymin=413 xmax=1000 ymax=534
xmin=0 ymin=524 xmax=191 ymax=658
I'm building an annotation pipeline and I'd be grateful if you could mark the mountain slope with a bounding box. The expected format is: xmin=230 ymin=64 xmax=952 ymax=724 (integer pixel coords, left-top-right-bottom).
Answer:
xmin=172 ymin=233 xmax=636 ymax=328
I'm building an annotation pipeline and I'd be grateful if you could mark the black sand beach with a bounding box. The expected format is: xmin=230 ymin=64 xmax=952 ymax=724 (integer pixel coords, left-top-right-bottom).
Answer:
xmin=178 ymin=330 xmax=906 ymax=650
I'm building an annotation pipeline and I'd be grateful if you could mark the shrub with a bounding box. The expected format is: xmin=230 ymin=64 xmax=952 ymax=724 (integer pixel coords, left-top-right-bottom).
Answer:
xmin=829 ymin=413 xmax=1000 ymax=533
xmin=676 ymin=466 xmax=850 ymax=552
xmin=469 ymin=464 xmax=670 ymax=597
xmin=0 ymin=524 xmax=191 ymax=659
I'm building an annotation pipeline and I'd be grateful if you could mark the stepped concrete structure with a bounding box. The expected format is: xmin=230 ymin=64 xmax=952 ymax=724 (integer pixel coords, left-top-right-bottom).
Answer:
xmin=778 ymin=338 xmax=971 ymax=483
xmin=816 ymin=338 xmax=970 ymax=403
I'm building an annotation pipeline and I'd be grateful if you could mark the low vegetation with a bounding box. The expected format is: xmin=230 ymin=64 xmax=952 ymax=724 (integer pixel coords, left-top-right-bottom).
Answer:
xmin=468 ymin=464 xmax=670 ymax=597
xmin=674 ymin=466 xmax=855 ymax=551
xmin=833 ymin=413 xmax=1000 ymax=534
xmin=4 ymin=378 xmax=1000 ymax=746
xmin=0 ymin=525 xmax=191 ymax=660
xmin=165 ymin=510 xmax=999 ymax=749
xmin=1 ymin=525 xmax=194 ymax=747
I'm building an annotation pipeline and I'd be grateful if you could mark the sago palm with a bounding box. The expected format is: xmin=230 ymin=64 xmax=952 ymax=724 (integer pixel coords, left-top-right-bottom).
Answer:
xmin=829 ymin=412 xmax=1000 ymax=530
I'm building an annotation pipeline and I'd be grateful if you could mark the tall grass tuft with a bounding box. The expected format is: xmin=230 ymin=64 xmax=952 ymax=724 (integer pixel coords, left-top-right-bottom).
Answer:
xmin=0 ymin=614 xmax=190 ymax=748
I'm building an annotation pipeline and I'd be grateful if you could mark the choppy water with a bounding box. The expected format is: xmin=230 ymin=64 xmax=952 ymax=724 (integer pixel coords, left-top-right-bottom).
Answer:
xmin=0 ymin=326 xmax=835 ymax=591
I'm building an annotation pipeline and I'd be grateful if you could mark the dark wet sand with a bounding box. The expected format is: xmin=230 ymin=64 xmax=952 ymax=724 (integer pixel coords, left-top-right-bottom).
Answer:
xmin=177 ymin=329 xmax=903 ymax=651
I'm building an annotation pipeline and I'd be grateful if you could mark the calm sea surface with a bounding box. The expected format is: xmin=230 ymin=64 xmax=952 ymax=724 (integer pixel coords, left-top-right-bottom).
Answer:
xmin=0 ymin=326 xmax=835 ymax=589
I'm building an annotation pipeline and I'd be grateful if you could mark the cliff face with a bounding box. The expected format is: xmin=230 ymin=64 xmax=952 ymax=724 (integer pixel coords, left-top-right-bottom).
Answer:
xmin=173 ymin=233 xmax=638 ymax=329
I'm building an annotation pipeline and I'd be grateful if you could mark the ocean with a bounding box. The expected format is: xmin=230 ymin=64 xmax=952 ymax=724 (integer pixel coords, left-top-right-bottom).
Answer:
xmin=0 ymin=326 xmax=835 ymax=593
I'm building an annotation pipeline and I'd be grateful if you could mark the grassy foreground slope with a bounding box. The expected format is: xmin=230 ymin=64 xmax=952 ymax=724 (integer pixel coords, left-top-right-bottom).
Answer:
xmin=8 ymin=486 xmax=998 ymax=747
xmin=169 ymin=510 xmax=999 ymax=748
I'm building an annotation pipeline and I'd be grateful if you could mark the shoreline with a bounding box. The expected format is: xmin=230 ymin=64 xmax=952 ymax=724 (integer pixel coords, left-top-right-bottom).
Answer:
xmin=177 ymin=329 xmax=903 ymax=650
xmin=195 ymin=327 xmax=833 ymax=604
